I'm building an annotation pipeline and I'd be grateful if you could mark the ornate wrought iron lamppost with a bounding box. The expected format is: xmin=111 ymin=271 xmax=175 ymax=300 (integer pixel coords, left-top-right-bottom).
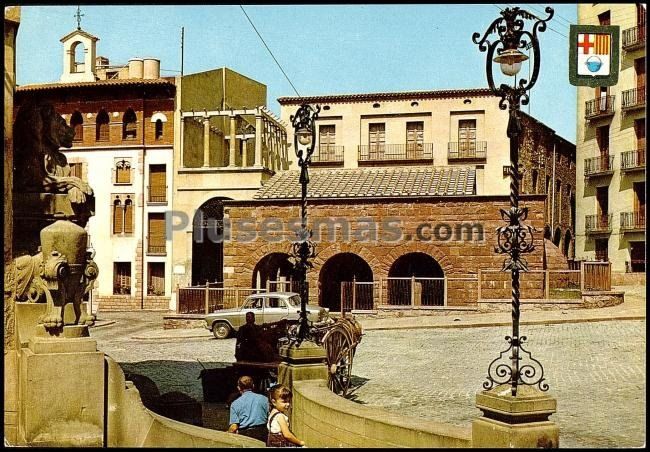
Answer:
xmin=290 ymin=103 xmax=320 ymax=342
xmin=473 ymin=6 xmax=553 ymax=397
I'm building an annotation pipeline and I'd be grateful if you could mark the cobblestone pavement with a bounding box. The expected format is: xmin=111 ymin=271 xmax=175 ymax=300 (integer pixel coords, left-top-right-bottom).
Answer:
xmin=92 ymin=313 xmax=646 ymax=448
xmin=350 ymin=321 xmax=646 ymax=449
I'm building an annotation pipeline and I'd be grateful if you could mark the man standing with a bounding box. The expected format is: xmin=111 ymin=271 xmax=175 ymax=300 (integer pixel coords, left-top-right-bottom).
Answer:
xmin=227 ymin=375 xmax=269 ymax=442
xmin=235 ymin=311 xmax=262 ymax=362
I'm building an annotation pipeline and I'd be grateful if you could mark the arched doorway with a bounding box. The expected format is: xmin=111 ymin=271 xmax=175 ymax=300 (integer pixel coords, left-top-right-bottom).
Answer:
xmin=191 ymin=197 xmax=230 ymax=286
xmin=553 ymin=227 xmax=562 ymax=247
xmin=319 ymin=253 xmax=373 ymax=312
xmin=563 ymin=230 xmax=572 ymax=258
xmin=543 ymin=225 xmax=552 ymax=241
xmin=253 ymin=253 xmax=294 ymax=291
xmin=388 ymin=252 xmax=444 ymax=306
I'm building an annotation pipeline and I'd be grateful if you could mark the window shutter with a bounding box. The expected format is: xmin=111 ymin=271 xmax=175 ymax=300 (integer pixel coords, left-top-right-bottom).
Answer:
xmin=113 ymin=201 xmax=123 ymax=234
xmin=149 ymin=165 xmax=166 ymax=202
xmin=124 ymin=200 xmax=134 ymax=234
xmin=148 ymin=213 xmax=166 ymax=251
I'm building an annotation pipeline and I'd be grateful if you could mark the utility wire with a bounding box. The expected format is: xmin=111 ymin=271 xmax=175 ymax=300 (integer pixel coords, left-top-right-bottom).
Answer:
xmin=524 ymin=3 xmax=573 ymax=27
xmin=503 ymin=4 xmax=569 ymax=38
xmin=239 ymin=5 xmax=301 ymax=97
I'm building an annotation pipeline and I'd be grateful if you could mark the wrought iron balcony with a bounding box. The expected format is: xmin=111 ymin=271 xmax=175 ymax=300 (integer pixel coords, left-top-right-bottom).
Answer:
xmin=311 ymin=146 xmax=344 ymax=164
xmin=147 ymin=185 xmax=167 ymax=203
xmin=620 ymin=149 xmax=646 ymax=172
xmin=358 ymin=143 xmax=434 ymax=162
xmin=620 ymin=211 xmax=646 ymax=232
xmin=621 ymin=86 xmax=646 ymax=110
xmin=585 ymin=214 xmax=612 ymax=234
xmin=584 ymin=155 xmax=614 ymax=177
xmin=622 ymin=23 xmax=646 ymax=50
xmin=585 ymin=95 xmax=615 ymax=119
xmin=447 ymin=141 xmax=487 ymax=161
xmin=147 ymin=236 xmax=166 ymax=255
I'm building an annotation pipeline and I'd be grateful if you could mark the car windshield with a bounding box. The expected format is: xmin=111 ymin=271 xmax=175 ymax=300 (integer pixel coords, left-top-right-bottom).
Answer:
xmin=287 ymin=295 xmax=301 ymax=307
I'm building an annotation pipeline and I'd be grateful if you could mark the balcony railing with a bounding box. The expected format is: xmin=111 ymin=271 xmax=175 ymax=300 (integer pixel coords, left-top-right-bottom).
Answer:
xmin=585 ymin=214 xmax=613 ymax=234
xmin=584 ymin=155 xmax=614 ymax=177
xmin=358 ymin=143 xmax=434 ymax=162
xmin=621 ymin=149 xmax=646 ymax=171
xmin=447 ymin=141 xmax=487 ymax=160
xmin=147 ymin=185 xmax=167 ymax=203
xmin=147 ymin=236 xmax=166 ymax=255
xmin=622 ymin=23 xmax=646 ymax=50
xmin=620 ymin=211 xmax=646 ymax=231
xmin=621 ymin=86 xmax=646 ymax=110
xmin=585 ymin=95 xmax=615 ymax=119
xmin=311 ymin=146 xmax=344 ymax=163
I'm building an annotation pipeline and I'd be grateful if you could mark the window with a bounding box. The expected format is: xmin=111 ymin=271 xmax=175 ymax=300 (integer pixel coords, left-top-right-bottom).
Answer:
xmin=556 ymin=180 xmax=562 ymax=223
xmin=368 ymin=123 xmax=385 ymax=149
xmin=147 ymin=262 xmax=165 ymax=296
xmin=148 ymin=164 xmax=166 ymax=203
xmin=596 ymin=125 xmax=609 ymax=157
xmin=70 ymin=111 xmax=83 ymax=142
xmin=265 ymin=297 xmax=286 ymax=308
xmin=155 ymin=119 xmax=164 ymax=140
xmin=635 ymin=57 xmax=645 ymax=90
xmin=596 ymin=186 xmax=609 ymax=217
xmin=115 ymin=159 xmax=132 ymax=184
xmin=113 ymin=262 xmax=131 ymax=295
xmin=69 ymin=162 xmax=83 ymax=179
xmin=458 ymin=119 xmax=477 ymax=152
xmin=598 ymin=10 xmax=610 ymax=26
xmin=319 ymin=125 xmax=336 ymax=159
xmin=122 ymin=108 xmax=137 ymax=140
xmin=595 ymin=239 xmax=608 ymax=262
xmin=406 ymin=121 xmax=424 ymax=154
xmin=148 ymin=213 xmax=166 ymax=254
xmin=96 ymin=110 xmax=110 ymax=141
xmin=112 ymin=195 xmax=134 ymax=235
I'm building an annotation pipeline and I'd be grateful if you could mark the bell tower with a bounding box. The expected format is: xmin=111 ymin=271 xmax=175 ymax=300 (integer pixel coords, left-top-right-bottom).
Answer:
xmin=59 ymin=14 xmax=99 ymax=83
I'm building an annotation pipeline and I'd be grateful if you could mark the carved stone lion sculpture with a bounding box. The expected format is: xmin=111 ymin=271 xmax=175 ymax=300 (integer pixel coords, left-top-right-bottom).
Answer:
xmin=13 ymin=101 xmax=94 ymax=204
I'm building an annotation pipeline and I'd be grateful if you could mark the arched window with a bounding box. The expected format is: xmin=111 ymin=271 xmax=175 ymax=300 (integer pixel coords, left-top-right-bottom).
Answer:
xmin=124 ymin=197 xmax=134 ymax=234
xmin=115 ymin=159 xmax=132 ymax=184
xmin=123 ymin=108 xmax=137 ymax=140
xmin=112 ymin=198 xmax=123 ymax=234
xmin=70 ymin=111 xmax=83 ymax=141
xmin=155 ymin=119 xmax=163 ymax=140
xmin=531 ymin=169 xmax=538 ymax=194
xmin=96 ymin=110 xmax=110 ymax=141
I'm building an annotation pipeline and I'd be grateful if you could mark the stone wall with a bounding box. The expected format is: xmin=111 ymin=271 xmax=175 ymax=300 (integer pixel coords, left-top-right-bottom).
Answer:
xmin=97 ymin=295 xmax=170 ymax=312
xmin=223 ymin=195 xmax=546 ymax=307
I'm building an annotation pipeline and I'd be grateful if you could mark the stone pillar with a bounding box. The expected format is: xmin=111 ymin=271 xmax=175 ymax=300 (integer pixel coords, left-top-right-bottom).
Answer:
xmin=472 ymin=384 xmax=559 ymax=448
xmin=242 ymin=139 xmax=248 ymax=167
xmin=229 ymin=115 xmax=237 ymax=167
xmin=278 ymin=342 xmax=328 ymax=395
xmin=254 ymin=115 xmax=263 ymax=168
xmin=202 ymin=117 xmax=210 ymax=167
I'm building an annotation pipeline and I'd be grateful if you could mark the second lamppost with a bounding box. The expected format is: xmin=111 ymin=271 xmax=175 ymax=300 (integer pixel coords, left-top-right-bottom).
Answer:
xmin=473 ymin=6 xmax=553 ymax=397
xmin=290 ymin=103 xmax=320 ymax=342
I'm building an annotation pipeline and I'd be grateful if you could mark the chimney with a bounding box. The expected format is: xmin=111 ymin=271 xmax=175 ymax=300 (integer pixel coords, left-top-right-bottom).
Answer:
xmin=143 ymin=58 xmax=160 ymax=79
xmin=128 ymin=58 xmax=144 ymax=79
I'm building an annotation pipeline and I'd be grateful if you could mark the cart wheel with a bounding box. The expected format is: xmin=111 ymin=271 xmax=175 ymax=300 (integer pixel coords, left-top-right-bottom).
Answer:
xmin=324 ymin=327 xmax=354 ymax=396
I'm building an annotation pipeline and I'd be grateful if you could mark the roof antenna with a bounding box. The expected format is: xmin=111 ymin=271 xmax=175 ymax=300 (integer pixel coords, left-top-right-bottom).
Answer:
xmin=75 ymin=6 xmax=84 ymax=30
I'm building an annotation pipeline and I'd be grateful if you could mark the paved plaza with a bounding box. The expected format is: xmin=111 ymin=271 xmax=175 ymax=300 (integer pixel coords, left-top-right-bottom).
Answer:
xmin=92 ymin=307 xmax=645 ymax=448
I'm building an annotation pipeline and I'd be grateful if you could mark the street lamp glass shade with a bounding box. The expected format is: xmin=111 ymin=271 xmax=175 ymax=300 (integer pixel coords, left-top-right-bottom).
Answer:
xmin=493 ymin=48 xmax=528 ymax=76
xmin=296 ymin=128 xmax=312 ymax=146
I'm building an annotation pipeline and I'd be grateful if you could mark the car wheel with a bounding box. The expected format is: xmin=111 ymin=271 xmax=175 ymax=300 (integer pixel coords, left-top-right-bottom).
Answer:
xmin=212 ymin=322 xmax=231 ymax=339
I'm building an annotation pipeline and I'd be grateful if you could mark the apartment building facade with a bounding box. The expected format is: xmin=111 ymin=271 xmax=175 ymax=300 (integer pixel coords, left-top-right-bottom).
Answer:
xmin=575 ymin=3 xmax=646 ymax=281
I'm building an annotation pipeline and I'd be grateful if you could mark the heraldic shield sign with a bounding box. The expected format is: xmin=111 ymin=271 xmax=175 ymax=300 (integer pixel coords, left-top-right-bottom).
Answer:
xmin=569 ymin=24 xmax=620 ymax=87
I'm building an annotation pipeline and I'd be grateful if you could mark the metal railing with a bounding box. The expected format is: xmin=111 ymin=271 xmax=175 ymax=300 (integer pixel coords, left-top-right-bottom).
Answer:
xmin=147 ymin=185 xmax=167 ymax=203
xmin=358 ymin=143 xmax=434 ymax=162
xmin=447 ymin=141 xmax=487 ymax=160
xmin=620 ymin=211 xmax=646 ymax=231
xmin=621 ymin=86 xmax=646 ymax=109
xmin=147 ymin=236 xmax=166 ymax=255
xmin=177 ymin=284 xmax=266 ymax=314
xmin=585 ymin=95 xmax=615 ymax=119
xmin=621 ymin=149 xmax=646 ymax=171
xmin=312 ymin=146 xmax=344 ymax=163
xmin=622 ymin=23 xmax=646 ymax=49
xmin=585 ymin=214 xmax=613 ymax=234
xmin=584 ymin=155 xmax=614 ymax=176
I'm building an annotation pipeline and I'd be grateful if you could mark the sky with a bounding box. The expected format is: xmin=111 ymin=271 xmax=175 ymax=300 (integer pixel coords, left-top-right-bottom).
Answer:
xmin=15 ymin=4 xmax=578 ymax=142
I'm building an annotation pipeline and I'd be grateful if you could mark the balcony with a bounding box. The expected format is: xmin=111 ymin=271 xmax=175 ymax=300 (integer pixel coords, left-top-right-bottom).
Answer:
xmin=311 ymin=146 xmax=344 ymax=165
xmin=621 ymin=86 xmax=646 ymax=111
xmin=585 ymin=214 xmax=612 ymax=235
xmin=622 ymin=23 xmax=646 ymax=50
xmin=447 ymin=141 xmax=487 ymax=162
xmin=620 ymin=149 xmax=646 ymax=172
xmin=358 ymin=143 xmax=434 ymax=164
xmin=147 ymin=236 xmax=166 ymax=255
xmin=585 ymin=95 xmax=615 ymax=120
xmin=620 ymin=211 xmax=646 ymax=233
xmin=584 ymin=155 xmax=614 ymax=177
xmin=147 ymin=185 xmax=167 ymax=203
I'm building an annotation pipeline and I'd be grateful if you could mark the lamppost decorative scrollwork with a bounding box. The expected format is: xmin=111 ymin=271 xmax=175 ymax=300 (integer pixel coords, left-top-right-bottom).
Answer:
xmin=473 ymin=6 xmax=553 ymax=397
xmin=288 ymin=103 xmax=320 ymax=344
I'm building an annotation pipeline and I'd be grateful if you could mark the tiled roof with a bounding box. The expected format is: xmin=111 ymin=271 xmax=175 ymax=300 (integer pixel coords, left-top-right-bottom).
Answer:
xmin=254 ymin=167 xmax=476 ymax=200
xmin=16 ymin=78 xmax=175 ymax=92
xmin=277 ymin=88 xmax=495 ymax=105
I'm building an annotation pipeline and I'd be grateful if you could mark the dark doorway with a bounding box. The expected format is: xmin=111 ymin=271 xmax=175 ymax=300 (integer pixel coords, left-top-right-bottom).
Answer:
xmin=543 ymin=225 xmax=552 ymax=240
xmin=553 ymin=227 xmax=562 ymax=247
xmin=252 ymin=253 xmax=294 ymax=291
xmin=630 ymin=242 xmax=645 ymax=273
xmin=191 ymin=198 xmax=229 ymax=286
xmin=563 ymin=230 xmax=572 ymax=258
xmin=387 ymin=252 xmax=444 ymax=306
xmin=319 ymin=253 xmax=373 ymax=312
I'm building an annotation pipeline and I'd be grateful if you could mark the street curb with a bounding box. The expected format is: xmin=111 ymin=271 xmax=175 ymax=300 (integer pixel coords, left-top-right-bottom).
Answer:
xmin=130 ymin=332 xmax=215 ymax=341
xmin=90 ymin=320 xmax=116 ymax=329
